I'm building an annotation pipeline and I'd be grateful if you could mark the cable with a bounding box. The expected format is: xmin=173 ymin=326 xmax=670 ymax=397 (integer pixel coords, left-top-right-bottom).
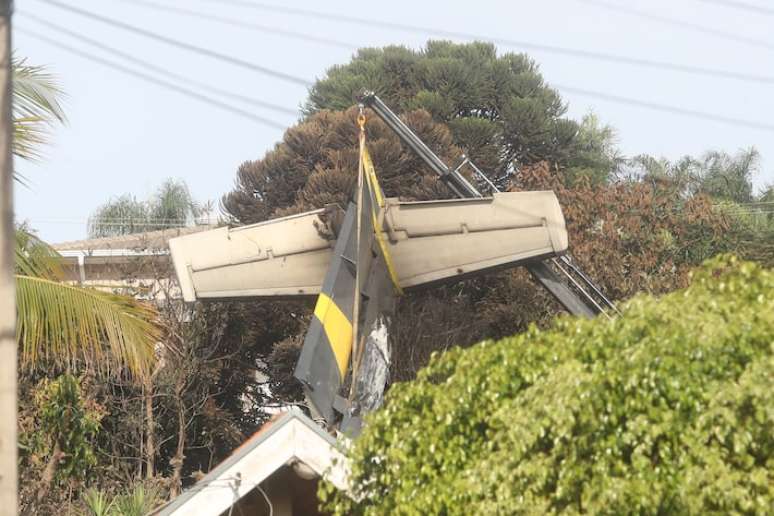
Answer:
xmin=198 ymin=0 xmax=774 ymax=85
xmin=17 ymin=27 xmax=289 ymax=130
xmin=578 ymin=0 xmax=774 ymax=50
xmin=701 ymin=0 xmax=774 ymax=16
xmin=555 ymin=83 xmax=774 ymax=132
xmin=33 ymin=0 xmax=313 ymax=87
xmin=114 ymin=0 xmax=357 ymax=50
xmin=256 ymin=485 xmax=273 ymax=516
xmin=23 ymin=1 xmax=774 ymax=133
xmin=18 ymin=11 xmax=299 ymax=117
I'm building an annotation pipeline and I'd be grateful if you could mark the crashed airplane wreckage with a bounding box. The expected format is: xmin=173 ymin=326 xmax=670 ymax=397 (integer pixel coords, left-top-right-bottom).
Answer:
xmin=169 ymin=93 xmax=615 ymax=435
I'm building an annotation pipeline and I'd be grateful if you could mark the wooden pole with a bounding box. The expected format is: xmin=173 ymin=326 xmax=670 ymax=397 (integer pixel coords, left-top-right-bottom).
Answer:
xmin=0 ymin=0 xmax=16 ymax=512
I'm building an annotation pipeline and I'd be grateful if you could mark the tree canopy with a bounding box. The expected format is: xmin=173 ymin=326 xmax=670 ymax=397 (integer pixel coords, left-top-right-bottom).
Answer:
xmin=626 ymin=147 xmax=761 ymax=203
xmin=225 ymin=41 xmax=623 ymax=225
xmin=222 ymin=40 xmax=735 ymax=395
xmin=18 ymin=39 xmax=774 ymax=514
xmin=311 ymin=41 xmax=623 ymax=186
xmin=324 ymin=255 xmax=773 ymax=514
xmin=88 ymin=179 xmax=203 ymax=238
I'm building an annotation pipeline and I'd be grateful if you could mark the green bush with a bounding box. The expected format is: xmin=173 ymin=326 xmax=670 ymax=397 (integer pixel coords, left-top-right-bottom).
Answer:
xmin=23 ymin=374 xmax=103 ymax=484
xmin=82 ymin=484 xmax=161 ymax=516
xmin=322 ymin=255 xmax=773 ymax=514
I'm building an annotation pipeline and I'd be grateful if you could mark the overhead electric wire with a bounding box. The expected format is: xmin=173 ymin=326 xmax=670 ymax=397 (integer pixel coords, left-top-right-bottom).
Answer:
xmin=197 ymin=0 xmax=774 ymax=85
xmin=702 ymin=0 xmax=774 ymax=16
xmin=33 ymin=0 xmax=314 ymax=87
xmin=24 ymin=0 xmax=774 ymax=133
xmin=17 ymin=27 xmax=289 ymax=130
xmin=579 ymin=0 xmax=774 ymax=50
xmin=18 ymin=11 xmax=299 ymax=117
xmin=555 ymin=83 xmax=774 ymax=132
xmin=114 ymin=0 xmax=357 ymax=50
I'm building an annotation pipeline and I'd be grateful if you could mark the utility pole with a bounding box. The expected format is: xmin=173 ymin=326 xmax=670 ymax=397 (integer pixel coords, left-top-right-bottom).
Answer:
xmin=0 ymin=0 xmax=15 ymax=513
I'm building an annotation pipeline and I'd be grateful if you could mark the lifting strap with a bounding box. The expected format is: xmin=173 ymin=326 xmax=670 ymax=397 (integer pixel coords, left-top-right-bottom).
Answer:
xmin=358 ymin=114 xmax=403 ymax=295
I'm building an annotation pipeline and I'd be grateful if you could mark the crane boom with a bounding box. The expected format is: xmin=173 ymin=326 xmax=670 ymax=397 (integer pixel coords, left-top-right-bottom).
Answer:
xmin=359 ymin=91 xmax=612 ymax=318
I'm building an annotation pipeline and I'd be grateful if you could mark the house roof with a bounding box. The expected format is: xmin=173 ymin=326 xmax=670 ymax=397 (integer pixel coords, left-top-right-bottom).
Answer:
xmin=155 ymin=409 xmax=349 ymax=516
xmin=53 ymin=225 xmax=217 ymax=252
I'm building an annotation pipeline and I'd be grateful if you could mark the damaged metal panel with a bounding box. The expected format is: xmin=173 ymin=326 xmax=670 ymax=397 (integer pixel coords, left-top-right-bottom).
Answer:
xmin=293 ymin=204 xmax=358 ymax=424
xmin=342 ymin=212 xmax=397 ymax=434
xmin=383 ymin=191 xmax=567 ymax=289
xmin=169 ymin=208 xmax=338 ymax=302
xmin=168 ymin=191 xmax=568 ymax=302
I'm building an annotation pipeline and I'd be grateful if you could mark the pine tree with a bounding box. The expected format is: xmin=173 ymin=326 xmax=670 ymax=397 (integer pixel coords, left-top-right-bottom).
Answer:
xmin=220 ymin=40 xmax=731 ymax=397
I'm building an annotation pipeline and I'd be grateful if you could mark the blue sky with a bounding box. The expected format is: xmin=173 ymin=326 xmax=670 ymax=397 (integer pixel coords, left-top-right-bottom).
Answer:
xmin=14 ymin=0 xmax=774 ymax=243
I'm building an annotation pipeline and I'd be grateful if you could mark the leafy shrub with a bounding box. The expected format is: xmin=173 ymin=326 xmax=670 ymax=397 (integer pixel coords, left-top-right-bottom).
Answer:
xmin=323 ymin=256 xmax=773 ymax=514
xmin=82 ymin=484 xmax=161 ymax=516
xmin=22 ymin=374 xmax=103 ymax=485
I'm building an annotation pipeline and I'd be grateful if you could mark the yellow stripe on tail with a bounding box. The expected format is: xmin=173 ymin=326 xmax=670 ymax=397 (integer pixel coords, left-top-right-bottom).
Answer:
xmin=313 ymin=293 xmax=353 ymax=378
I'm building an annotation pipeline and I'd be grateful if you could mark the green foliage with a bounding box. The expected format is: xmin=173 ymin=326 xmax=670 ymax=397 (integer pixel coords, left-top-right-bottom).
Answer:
xmin=109 ymin=484 xmax=161 ymax=516
xmin=16 ymin=274 xmax=160 ymax=374
xmin=23 ymin=374 xmax=103 ymax=485
xmin=14 ymin=227 xmax=63 ymax=279
xmin=87 ymin=194 xmax=150 ymax=238
xmin=564 ymin=113 xmax=623 ymax=185
xmin=82 ymin=488 xmax=112 ymax=516
xmin=324 ymin=256 xmax=774 ymax=514
xmin=88 ymin=179 xmax=203 ymax=238
xmin=626 ymin=148 xmax=760 ymax=204
xmin=148 ymin=178 xmax=202 ymax=227
xmin=12 ymin=56 xmax=66 ymax=165
xmin=82 ymin=484 xmax=160 ymax=516
xmin=721 ymin=212 xmax=774 ymax=269
xmin=698 ymin=148 xmax=758 ymax=204
xmin=14 ymin=227 xmax=161 ymax=375
xmin=305 ymin=41 xmax=607 ymax=181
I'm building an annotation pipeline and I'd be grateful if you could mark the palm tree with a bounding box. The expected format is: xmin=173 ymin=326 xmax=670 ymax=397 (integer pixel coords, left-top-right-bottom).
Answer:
xmin=13 ymin=60 xmax=160 ymax=375
xmin=87 ymin=178 xmax=203 ymax=239
xmin=12 ymin=57 xmax=66 ymax=166
xmin=15 ymin=230 xmax=159 ymax=374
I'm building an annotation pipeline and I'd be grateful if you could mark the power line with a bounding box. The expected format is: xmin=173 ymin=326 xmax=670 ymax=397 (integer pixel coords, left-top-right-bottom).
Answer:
xmin=18 ymin=11 xmax=299 ymax=117
xmin=115 ymin=0 xmax=357 ymax=50
xmin=198 ymin=0 xmax=774 ymax=85
xmin=702 ymin=0 xmax=774 ymax=16
xmin=17 ymin=28 xmax=289 ymax=130
xmin=23 ymin=1 xmax=774 ymax=134
xmin=579 ymin=0 xmax=774 ymax=50
xmin=554 ymin=83 xmax=774 ymax=132
xmin=33 ymin=0 xmax=314 ymax=87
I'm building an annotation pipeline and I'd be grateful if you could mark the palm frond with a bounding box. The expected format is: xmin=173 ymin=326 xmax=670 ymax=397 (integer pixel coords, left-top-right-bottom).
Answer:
xmin=16 ymin=275 xmax=160 ymax=375
xmin=12 ymin=57 xmax=66 ymax=163
xmin=14 ymin=228 xmax=63 ymax=279
xmin=13 ymin=57 xmax=66 ymax=122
